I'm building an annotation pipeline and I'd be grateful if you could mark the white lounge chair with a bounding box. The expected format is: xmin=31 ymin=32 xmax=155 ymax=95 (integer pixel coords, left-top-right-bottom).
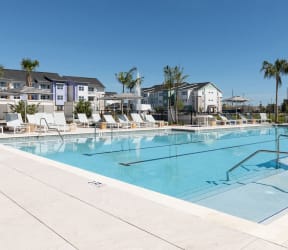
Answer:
xmin=131 ymin=113 xmax=150 ymax=127
xmin=103 ymin=114 xmax=120 ymax=128
xmin=91 ymin=113 xmax=102 ymax=127
xmin=260 ymin=113 xmax=271 ymax=123
xmin=77 ymin=113 xmax=93 ymax=127
xmin=217 ymin=114 xmax=236 ymax=125
xmin=5 ymin=113 xmax=26 ymax=133
xmin=53 ymin=113 xmax=69 ymax=131
xmin=145 ymin=114 xmax=168 ymax=127
xmin=117 ymin=114 xmax=131 ymax=128
xmin=238 ymin=114 xmax=258 ymax=124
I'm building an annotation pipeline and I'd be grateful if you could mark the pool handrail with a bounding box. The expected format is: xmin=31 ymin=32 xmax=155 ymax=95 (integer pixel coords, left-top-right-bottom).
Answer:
xmin=226 ymin=149 xmax=288 ymax=181
xmin=226 ymin=134 xmax=288 ymax=181
xmin=40 ymin=117 xmax=64 ymax=142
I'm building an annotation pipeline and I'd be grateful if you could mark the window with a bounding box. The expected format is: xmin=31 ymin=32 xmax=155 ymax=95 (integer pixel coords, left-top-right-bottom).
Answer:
xmin=0 ymin=82 xmax=6 ymax=87
xmin=78 ymin=86 xmax=84 ymax=91
xmin=182 ymin=91 xmax=187 ymax=95
xmin=57 ymin=106 xmax=64 ymax=111
xmin=57 ymin=95 xmax=63 ymax=100
xmin=57 ymin=84 xmax=63 ymax=90
xmin=78 ymin=96 xmax=84 ymax=101
xmin=41 ymin=95 xmax=50 ymax=100
xmin=88 ymin=96 xmax=94 ymax=101
xmin=40 ymin=84 xmax=50 ymax=89
xmin=88 ymin=87 xmax=94 ymax=92
xmin=13 ymin=82 xmax=21 ymax=89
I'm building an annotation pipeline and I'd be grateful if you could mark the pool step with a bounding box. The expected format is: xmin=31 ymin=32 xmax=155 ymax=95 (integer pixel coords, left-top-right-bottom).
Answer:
xmin=177 ymin=166 xmax=286 ymax=203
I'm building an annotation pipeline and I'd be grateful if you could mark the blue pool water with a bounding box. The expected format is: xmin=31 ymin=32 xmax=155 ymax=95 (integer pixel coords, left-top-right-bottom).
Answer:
xmin=3 ymin=126 xmax=288 ymax=222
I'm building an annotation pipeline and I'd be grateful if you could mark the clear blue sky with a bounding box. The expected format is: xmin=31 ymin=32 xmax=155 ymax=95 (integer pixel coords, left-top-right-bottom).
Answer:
xmin=1 ymin=0 xmax=288 ymax=105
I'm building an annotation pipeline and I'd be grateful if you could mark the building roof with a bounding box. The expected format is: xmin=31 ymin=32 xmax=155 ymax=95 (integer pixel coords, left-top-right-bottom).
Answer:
xmin=33 ymin=72 xmax=65 ymax=83
xmin=0 ymin=69 xmax=106 ymax=89
xmin=1 ymin=69 xmax=26 ymax=82
xmin=1 ymin=69 xmax=64 ymax=83
xmin=63 ymin=76 xmax=105 ymax=89
xmin=142 ymin=82 xmax=222 ymax=93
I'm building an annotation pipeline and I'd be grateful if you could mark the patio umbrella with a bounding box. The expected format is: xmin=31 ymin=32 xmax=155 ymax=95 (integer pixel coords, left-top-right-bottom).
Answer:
xmin=222 ymin=96 xmax=249 ymax=103
xmin=99 ymin=93 xmax=142 ymax=100
xmin=223 ymin=96 xmax=249 ymax=114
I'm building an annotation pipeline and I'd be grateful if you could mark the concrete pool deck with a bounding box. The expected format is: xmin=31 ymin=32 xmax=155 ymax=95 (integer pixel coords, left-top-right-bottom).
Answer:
xmin=1 ymin=124 xmax=288 ymax=249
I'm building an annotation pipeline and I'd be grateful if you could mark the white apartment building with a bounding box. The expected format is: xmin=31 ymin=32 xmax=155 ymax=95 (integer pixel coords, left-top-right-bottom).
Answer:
xmin=142 ymin=82 xmax=222 ymax=113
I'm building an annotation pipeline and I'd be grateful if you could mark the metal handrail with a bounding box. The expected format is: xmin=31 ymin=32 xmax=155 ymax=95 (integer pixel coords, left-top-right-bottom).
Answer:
xmin=276 ymin=134 xmax=288 ymax=167
xmin=226 ymin=149 xmax=288 ymax=181
xmin=226 ymin=133 xmax=288 ymax=181
xmin=39 ymin=118 xmax=64 ymax=142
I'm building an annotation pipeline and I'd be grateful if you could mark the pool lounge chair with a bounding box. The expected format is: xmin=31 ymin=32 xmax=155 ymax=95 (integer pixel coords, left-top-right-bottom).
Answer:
xmin=259 ymin=113 xmax=271 ymax=123
xmin=53 ymin=113 xmax=70 ymax=131
xmin=91 ymin=113 xmax=102 ymax=127
xmin=144 ymin=114 xmax=168 ymax=127
xmin=131 ymin=113 xmax=151 ymax=127
xmin=117 ymin=114 xmax=131 ymax=128
xmin=238 ymin=114 xmax=256 ymax=124
xmin=77 ymin=113 xmax=93 ymax=127
xmin=217 ymin=114 xmax=236 ymax=125
xmin=103 ymin=114 xmax=120 ymax=128
xmin=5 ymin=113 xmax=26 ymax=133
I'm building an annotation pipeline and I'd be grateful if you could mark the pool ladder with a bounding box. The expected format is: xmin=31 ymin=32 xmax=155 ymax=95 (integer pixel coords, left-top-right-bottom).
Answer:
xmin=226 ymin=134 xmax=288 ymax=181
xmin=39 ymin=118 xmax=64 ymax=142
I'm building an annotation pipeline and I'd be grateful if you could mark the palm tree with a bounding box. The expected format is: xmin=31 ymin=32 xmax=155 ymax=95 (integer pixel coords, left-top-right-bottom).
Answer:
xmin=21 ymin=58 xmax=39 ymax=87
xmin=173 ymin=66 xmax=188 ymax=123
xmin=115 ymin=67 xmax=137 ymax=93
xmin=163 ymin=65 xmax=175 ymax=123
xmin=115 ymin=67 xmax=137 ymax=113
xmin=127 ymin=73 xmax=144 ymax=93
xmin=0 ymin=65 xmax=3 ymax=78
xmin=163 ymin=65 xmax=188 ymax=123
xmin=261 ymin=59 xmax=288 ymax=123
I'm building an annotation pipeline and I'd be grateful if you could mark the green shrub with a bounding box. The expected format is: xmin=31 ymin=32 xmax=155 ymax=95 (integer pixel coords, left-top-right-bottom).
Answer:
xmin=74 ymin=100 xmax=92 ymax=118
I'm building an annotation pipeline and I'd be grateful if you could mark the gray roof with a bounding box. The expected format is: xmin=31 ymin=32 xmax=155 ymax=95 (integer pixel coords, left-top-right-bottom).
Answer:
xmin=143 ymin=82 xmax=222 ymax=93
xmin=1 ymin=69 xmax=26 ymax=82
xmin=33 ymin=72 xmax=65 ymax=83
xmin=1 ymin=69 xmax=64 ymax=83
xmin=63 ymin=75 xmax=105 ymax=89
xmin=0 ymin=69 xmax=106 ymax=89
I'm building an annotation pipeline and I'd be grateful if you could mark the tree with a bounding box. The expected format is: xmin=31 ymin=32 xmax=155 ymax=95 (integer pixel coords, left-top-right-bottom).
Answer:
xmin=261 ymin=59 xmax=288 ymax=123
xmin=74 ymin=100 xmax=92 ymax=118
xmin=163 ymin=65 xmax=175 ymax=123
xmin=21 ymin=58 xmax=39 ymax=87
xmin=9 ymin=100 xmax=39 ymax=121
xmin=126 ymin=73 xmax=144 ymax=93
xmin=115 ymin=67 xmax=138 ymax=113
xmin=173 ymin=66 xmax=188 ymax=123
xmin=115 ymin=67 xmax=137 ymax=93
xmin=0 ymin=65 xmax=3 ymax=78
xmin=163 ymin=65 xmax=188 ymax=123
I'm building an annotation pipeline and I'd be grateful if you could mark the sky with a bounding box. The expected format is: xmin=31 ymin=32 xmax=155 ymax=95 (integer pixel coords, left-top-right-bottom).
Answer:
xmin=1 ymin=0 xmax=288 ymax=105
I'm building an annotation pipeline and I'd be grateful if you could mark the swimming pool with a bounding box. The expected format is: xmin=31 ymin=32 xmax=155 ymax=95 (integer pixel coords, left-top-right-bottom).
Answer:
xmin=3 ymin=126 xmax=288 ymax=223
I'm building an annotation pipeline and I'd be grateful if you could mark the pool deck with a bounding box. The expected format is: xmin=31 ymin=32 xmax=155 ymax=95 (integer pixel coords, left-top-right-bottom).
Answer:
xmin=1 ymin=124 xmax=288 ymax=249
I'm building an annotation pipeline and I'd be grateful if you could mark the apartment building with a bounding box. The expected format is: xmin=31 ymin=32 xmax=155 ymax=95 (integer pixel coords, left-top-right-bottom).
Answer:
xmin=0 ymin=69 xmax=105 ymax=111
xmin=142 ymin=82 xmax=222 ymax=113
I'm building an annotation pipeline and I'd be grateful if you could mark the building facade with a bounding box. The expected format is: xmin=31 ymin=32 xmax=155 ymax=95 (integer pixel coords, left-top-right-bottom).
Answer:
xmin=0 ymin=69 xmax=105 ymax=111
xmin=142 ymin=82 xmax=222 ymax=113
